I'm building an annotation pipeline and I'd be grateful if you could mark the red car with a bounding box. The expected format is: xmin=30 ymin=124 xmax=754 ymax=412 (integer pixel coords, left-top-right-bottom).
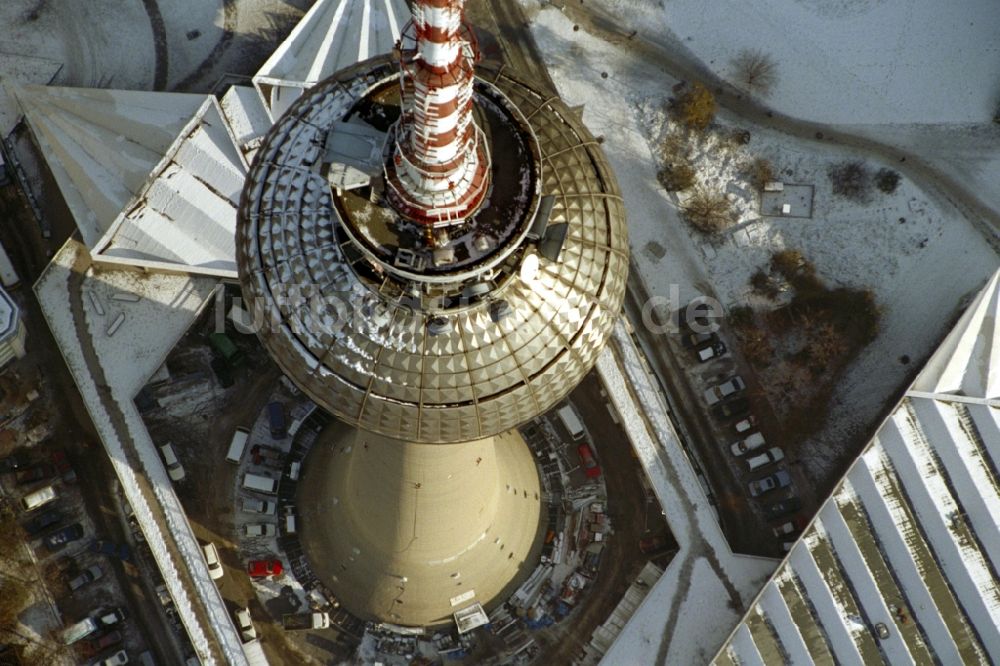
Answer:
xmin=576 ymin=443 xmax=602 ymax=479
xmin=247 ymin=559 xmax=283 ymax=578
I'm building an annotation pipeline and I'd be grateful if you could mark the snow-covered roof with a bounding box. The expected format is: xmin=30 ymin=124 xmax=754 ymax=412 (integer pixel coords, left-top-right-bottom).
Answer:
xmin=218 ymin=86 xmax=273 ymax=163
xmin=92 ymin=97 xmax=247 ymax=278
xmin=8 ymin=84 xmax=205 ymax=249
xmin=253 ymin=0 xmax=407 ymax=118
xmin=712 ymin=269 xmax=1000 ymax=665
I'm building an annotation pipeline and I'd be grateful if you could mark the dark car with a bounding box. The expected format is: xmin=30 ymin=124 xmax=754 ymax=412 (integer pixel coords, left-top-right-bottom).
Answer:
xmin=89 ymin=540 xmax=131 ymax=561
xmin=711 ymin=396 xmax=750 ymax=421
xmin=764 ymin=497 xmax=803 ymax=520
xmin=682 ymin=330 xmax=715 ymax=348
xmin=45 ymin=523 xmax=84 ymax=551
xmin=267 ymin=401 xmax=287 ymax=439
xmin=0 ymin=452 xmax=26 ymax=474
xmin=16 ymin=464 xmax=55 ymax=486
xmin=80 ymin=629 xmax=123 ymax=657
xmin=23 ymin=508 xmax=63 ymax=536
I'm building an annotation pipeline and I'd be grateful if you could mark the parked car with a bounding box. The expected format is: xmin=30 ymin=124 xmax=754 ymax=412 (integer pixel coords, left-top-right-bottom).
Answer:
xmin=80 ymin=629 xmax=123 ymax=657
xmin=0 ymin=452 xmax=26 ymax=474
xmin=68 ymin=565 xmax=103 ymax=591
xmin=45 ymin=523 xmax=84 ymax=551
xmin=712 ymin=397 xmax=750 ymax=421
xmin=679 ymin=299 xmax=715 ymax=331
xmin=747 ymin=447 xmax=785 ymax=471
xmin=268 ymin=401 xmax=287 ymax=439
xmin=764 ymin=497 xmax=803 ymax=520
xmin=247 ymin=559 xmax=283 ymax=578
xmin=695 ymin=338 xmax=727 ymax=362
xmin=89 ymin=540 xmax=131 ymax=561
xmin=159 ymin=443 xmax=185 ymax=482
xmin=244 ymin=524 xmax=276 ymax=538
xmin=772 ymin=517 xmax=808 ymax=539
xmin=748 ymin=469 xmax=792 ymax=497
xmin=234 ymin=607 xmax=257 ymax=642
xmin=576 ymin=443 xmax=602 ymax=478
xmin=23 ymin=508 xmax=63 ymax=536
xmin=241 ymin=497 xmax=276 ymax=515
xmin=734 ymin=416 xmax=757 ymax=434
xmin=94 ymin=648 xmax=128 ymax=666
xmin=16 ymin=464 xmax=55 ymax=486
xmin=203 ymin=543 xmax=224 ymax=581
xmin=682 ymin=330 xmax=715 ymax=348
xmin=704 ymin=376 xmax=746 ymax=405
xmin=95 ymin=607 xmax=127 ymax=628
xmin=730 ymin=432 xmax=766 ymax=456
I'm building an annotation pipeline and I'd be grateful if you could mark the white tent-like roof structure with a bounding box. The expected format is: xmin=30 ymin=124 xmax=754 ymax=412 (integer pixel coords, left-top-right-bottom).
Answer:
xmin=711 ymin=269 xmax=1000 ymax=666
xmin=92 ymin=98 xmax=248 ymax=277
xmin=253 ymin=0 xmax=407 ymax=118
xmin=8 ymin=84 xmax=205 ymax=248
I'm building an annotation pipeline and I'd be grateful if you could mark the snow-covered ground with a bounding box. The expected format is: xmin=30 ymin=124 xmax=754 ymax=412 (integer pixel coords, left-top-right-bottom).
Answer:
xmin=524 ymin=2 xmax=999 ymax=487
xmin=588 ymin=0 xmax=1000 ymax=126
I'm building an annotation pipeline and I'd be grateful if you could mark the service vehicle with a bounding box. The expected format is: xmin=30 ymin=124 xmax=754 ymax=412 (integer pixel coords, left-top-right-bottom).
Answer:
xmin=556 ymin=405 xmax=586 ymax=441
xmin=234 ymin=607 xmax=257 ymax=642
xmin=68 ymin=565 xmax=104 ymax=591
xmin=747 ymin=447 xmax=785 ymax=471
xmin=203 ymin=543 xmax=223 ymax=580
xmin=226 ymin=427 xmax=250 ymax=464
xmin=268 ymin=401 xmax=287 ymax=439
xmin=159 ymin=443 xmax=186 ymax=482
xmin=242 ymin=473 xmax=278 ymax=495
xmin=730 ymin=432 xmax=766 ymax=456
xmin=241 ymin=497 xmax=276 ymax=515
xmin=45 ymin=523 xmax=84 ymax=551
xmin=60 ymin=617 xmax=99 ymax=644
xmin=21 ymin=484 xmax=57 ymax=511
xmin=576 ymin=443 xmax=601 ymax=478
xmin=748 ymin=469 xmax=792 ymax=497
xmin=244 ymin=523 xmax=276 ymax=538
xmin=764 ymin=497 xmax=803 ymax=520
xmin=704 ymin=376 xmax=746 ymax=405
xmin=282 ymin=612 xmax=329 ymax=631
xmin=247 ymin=559 xmax=283 ymax=578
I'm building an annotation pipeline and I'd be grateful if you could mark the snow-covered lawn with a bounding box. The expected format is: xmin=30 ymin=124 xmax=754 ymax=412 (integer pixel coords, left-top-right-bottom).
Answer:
xmin=525 ymin=2 xmax=999 ymax=487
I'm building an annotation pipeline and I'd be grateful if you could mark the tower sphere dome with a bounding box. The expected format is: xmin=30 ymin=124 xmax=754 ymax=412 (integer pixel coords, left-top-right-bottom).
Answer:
xmin=236 ymin=57 xmax=628 ymax=443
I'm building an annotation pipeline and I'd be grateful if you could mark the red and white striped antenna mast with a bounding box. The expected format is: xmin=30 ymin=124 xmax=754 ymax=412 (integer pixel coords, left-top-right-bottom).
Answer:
xmin=384 ymin=0 xmax=491 ymax=229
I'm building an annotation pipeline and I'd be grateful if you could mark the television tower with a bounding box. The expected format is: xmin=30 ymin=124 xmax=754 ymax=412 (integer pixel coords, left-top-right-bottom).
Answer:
xmin=236 ymin=0 xmax=628 ymax=628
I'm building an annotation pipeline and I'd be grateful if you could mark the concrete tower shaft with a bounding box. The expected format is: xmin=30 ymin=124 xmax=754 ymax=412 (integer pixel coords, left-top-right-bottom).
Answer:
xmin=385 ymin=0 xmax=491 ymax=226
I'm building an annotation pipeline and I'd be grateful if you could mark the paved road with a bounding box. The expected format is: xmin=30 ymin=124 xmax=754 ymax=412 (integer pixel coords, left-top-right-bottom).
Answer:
xmin=549 ymin=0 xmax=1000 ymax=251
xmin=471 ymin=0 xmax=557 ymax=95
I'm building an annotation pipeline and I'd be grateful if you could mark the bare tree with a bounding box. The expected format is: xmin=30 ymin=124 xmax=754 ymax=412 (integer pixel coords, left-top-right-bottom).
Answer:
xmin=681 ymin=189 xmax=735 ymax=233
xmin=732 ymin=49 xmax=779 ymax=97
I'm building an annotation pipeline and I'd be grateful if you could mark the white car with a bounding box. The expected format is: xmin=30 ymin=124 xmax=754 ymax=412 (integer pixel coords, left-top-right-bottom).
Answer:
xmin=202 ymin=542 xmax=224 ymax=580
xmin=234 ymin=607 xmax=257 ymax=642
xmin=159 ymin=443 xmax=186 ymax=482
xmin=244 ymin=523 xmax=276 ymax=538
xmin=747 ymin=447 xmax=784 ymax=471
xmin=98 ymin=650 xmax=128 ymax=666
xmin=704 ymin=376 xmax=746 ymax=405
xmin=241 ymin=497 xmax=276 ymax=515
xmin=730 ymin=432 xmax=766 ymax=457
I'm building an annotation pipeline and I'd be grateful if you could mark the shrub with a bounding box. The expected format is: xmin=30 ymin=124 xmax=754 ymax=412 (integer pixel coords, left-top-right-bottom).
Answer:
xmin=828 ymin=161 xmax=871 ymax=202
xmin=745 ymin=157 xmax=775 ymax=191
xmin=682 ymin=189 xmax=734 ymax=233
xmin=875 ymin=168 xmax=901 ymax=194
xmin=657 ymin=163 xmax=696 ymax=192
xmin=673 ymin=82 xmax=716 ymax=131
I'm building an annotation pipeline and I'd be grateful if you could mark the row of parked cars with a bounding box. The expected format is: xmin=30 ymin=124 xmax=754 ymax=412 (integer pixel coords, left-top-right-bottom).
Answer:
xmin=680 ymin=303 xmax=805 ymax=548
